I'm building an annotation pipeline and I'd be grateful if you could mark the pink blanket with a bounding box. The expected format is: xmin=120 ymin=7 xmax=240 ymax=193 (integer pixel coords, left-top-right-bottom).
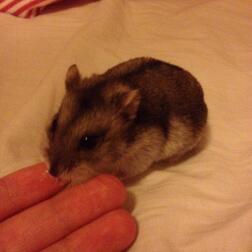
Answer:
xmin=0 ymin=0 xmax=61 ymax=18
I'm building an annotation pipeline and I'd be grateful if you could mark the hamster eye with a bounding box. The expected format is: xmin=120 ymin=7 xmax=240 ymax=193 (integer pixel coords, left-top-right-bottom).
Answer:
xmin=78 ymin=134 xmax=101 ymax=150
xmin=48 ymin=113 xmax=59 ymax=141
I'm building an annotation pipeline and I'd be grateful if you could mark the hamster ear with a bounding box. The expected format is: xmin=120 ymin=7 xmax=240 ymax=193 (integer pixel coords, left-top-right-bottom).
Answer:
xmin=65 ymin=64 xmax=81 ymax=92
xmin=118 ymin=89 xmax=140 ymax=121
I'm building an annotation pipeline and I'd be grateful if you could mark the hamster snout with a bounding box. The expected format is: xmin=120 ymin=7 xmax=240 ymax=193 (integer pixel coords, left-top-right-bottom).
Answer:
xmin=46 ymin=57 xmax=207 ymax=183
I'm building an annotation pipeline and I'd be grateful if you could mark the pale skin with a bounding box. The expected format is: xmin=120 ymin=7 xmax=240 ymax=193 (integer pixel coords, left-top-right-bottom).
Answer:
xmin=0 ymin=163 xmax=137 ymax=252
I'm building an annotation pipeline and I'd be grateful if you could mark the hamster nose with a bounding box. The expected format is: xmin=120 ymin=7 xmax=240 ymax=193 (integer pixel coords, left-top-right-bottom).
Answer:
xmin=49 ymin=161 xmax=60 ymax=177
xmin=49 ymin=167 xmax=58 ymax=177
xmin=49 ymin=166 xmax=59 ymax=177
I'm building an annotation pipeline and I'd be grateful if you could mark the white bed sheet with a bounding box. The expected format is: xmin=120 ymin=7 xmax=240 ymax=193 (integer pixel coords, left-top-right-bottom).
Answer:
xmin=0 ymin=0 xmax=251 ymax=251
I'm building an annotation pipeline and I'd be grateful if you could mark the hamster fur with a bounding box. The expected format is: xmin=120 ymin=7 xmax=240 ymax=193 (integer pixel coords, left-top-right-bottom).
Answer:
xmin=46 ymin=57 xmax=207 ymax=184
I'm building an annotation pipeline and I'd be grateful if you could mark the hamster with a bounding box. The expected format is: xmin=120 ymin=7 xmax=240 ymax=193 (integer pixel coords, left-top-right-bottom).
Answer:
xmin=46 ymin=57 xmax=207 ymax=183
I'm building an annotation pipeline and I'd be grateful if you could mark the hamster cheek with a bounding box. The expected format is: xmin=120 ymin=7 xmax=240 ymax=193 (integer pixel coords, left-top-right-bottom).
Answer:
xmin=59 ymin=165 xmax=98 ymax=187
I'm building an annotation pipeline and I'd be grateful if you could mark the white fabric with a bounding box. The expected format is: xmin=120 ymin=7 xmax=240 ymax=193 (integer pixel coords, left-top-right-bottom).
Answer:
xmin=0 ymin=1 xmax=251 ymax=251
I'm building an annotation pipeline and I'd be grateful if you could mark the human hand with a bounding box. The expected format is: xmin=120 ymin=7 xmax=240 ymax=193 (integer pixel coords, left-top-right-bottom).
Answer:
xmin=0 ymin=163 xmax=137 ymax=252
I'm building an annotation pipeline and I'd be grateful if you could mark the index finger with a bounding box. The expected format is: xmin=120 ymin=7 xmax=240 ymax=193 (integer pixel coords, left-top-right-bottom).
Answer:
xmin=0 ymin=163 xmax=68 ymax=221
xmin=0 ymin=174 xmax=128 ymax=252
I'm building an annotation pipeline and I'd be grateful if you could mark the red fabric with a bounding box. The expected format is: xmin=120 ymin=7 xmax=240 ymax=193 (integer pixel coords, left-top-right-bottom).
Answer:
xmin=0 ymin=0 xmax=62 ymax=18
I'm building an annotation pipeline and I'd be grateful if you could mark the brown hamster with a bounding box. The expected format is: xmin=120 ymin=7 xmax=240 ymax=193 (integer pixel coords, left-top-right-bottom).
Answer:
xmin=46 ymin=57 xmax=207 ymax=184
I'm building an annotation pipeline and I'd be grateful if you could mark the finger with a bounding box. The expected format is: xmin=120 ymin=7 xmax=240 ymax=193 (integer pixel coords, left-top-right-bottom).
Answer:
xmin=42 ymin=209 xmax=137 ymax=252
xmin=0 ymin=174 xmax=127 ymax=252
xmin=0 ymin=163 xmax=68 ymax=222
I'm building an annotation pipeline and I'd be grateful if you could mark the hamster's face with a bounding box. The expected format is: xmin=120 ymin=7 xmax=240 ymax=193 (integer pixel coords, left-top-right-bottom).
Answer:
xmin=46 ymin=65 xmax=140 ymax=178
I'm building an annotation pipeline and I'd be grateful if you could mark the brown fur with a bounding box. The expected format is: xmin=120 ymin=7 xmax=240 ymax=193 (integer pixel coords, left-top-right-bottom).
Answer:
xmin=46 ymin=57 xmax=207 ymax=183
